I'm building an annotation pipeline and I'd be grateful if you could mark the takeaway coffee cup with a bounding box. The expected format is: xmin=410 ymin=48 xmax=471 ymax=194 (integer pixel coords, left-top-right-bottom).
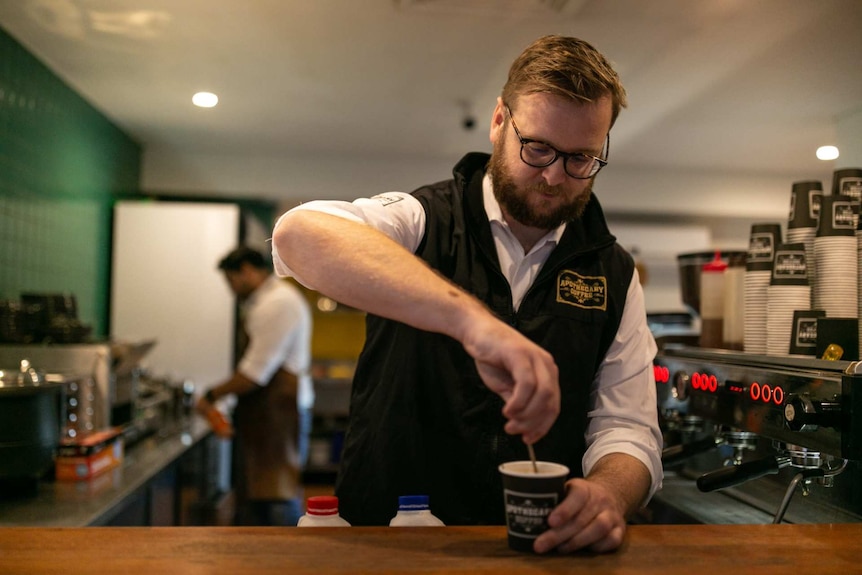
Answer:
xmin=498 ymin=460 xmax=569 ymax=552
xmin=788 ymin=180 xmax=823 ymax=230
xmin=831 ymin=168 xmax=862 ymax=201
xmin=817 ymin=195 xmax=857 ymax=237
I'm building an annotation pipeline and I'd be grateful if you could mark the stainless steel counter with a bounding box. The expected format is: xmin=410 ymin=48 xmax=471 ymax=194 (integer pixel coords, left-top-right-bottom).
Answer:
xmin=0 ymin=418 xmax=213 ymax=526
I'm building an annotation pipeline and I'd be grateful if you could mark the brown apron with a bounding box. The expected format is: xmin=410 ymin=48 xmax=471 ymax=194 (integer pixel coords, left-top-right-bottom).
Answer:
xmin=232 ymin=368 xmax=301 ymax=501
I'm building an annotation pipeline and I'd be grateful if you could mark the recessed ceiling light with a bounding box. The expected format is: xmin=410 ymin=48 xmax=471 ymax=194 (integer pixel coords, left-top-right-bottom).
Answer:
xmin=816 ymin=145 xmax=839 ymax=161
xmin=192 ymin=92 xmax=218 ymax=108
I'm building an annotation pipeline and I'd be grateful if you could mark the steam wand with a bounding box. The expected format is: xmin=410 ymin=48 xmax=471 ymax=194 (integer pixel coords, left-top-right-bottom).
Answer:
xmin=772 ymin=459 xmax=848 ymax=524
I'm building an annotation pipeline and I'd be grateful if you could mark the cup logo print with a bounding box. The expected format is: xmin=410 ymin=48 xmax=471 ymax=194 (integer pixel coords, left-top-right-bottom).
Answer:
xmin=839 ymin=177 xmax=862 ymax=200
xmin=504 ymin=489 xmax=560 ymax=539
xmin=833 ymin=201 xmax=856 ymax=229
xmin=773 ymin=250 xmax=807 ymax=279
xmin=747 ymin=233 xmax=775 ymax=264
xmin=795 ymin=318 xmax=818 ymax=347
xmin=809 ymin=190 xmax=822 ymax=219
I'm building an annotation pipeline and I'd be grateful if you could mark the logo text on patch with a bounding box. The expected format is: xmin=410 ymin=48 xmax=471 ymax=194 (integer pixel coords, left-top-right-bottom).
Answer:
xmin=371 ymin=193 xmax=404 ymax=207
xmin=556 ymin=270 xmax=607 ymax=310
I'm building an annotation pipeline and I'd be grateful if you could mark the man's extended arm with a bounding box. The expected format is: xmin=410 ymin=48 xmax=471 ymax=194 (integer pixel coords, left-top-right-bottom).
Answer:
xmin=272 ymin=209 xmax=560 ymax=443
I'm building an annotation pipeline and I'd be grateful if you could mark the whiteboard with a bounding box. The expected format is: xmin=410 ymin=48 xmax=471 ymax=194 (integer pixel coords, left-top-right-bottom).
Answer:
xmin=111 ymin=201 xmax=240 ymax=387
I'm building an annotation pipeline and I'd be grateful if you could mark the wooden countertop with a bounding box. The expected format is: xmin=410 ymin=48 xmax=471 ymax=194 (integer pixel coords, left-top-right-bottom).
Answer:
xmin=1 ymin=524 xmax=860 ymax=574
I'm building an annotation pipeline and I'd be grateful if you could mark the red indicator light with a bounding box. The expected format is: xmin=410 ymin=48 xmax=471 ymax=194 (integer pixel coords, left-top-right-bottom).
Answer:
xmin=652 ymin=365 xmax=670 ymax=384
xmin=772 ymin=386 xmax=784 ymax=405
xmin=761 ymin=384 xmax=772 ymax=403
xmin=690 ymin=372 xmax=718 ymax=393
xmin=750 ymin=382 xmax=761 ymax=401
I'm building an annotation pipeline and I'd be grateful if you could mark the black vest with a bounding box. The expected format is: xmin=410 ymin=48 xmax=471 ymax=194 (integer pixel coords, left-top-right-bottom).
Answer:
xmin=334 ymin=153 xmax=635 ymax=526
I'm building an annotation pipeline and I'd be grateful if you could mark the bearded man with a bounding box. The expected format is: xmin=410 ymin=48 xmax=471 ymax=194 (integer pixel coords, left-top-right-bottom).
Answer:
xmin=271 ymin=35 xmax=662 ymax=554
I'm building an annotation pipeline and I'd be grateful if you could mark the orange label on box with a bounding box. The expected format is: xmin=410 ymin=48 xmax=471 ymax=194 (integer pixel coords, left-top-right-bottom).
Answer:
xmin=56 ymin=438 xmax=124 ymax=481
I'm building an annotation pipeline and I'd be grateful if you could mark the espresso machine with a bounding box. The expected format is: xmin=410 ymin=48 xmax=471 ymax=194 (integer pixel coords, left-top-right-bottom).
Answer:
xmin=655 ymin=346 xmax=862 ymax=523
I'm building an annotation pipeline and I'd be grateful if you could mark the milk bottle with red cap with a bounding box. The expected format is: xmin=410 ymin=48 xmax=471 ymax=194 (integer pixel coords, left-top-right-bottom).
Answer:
xmin=297 ymin=495 xmax=351 ymax=527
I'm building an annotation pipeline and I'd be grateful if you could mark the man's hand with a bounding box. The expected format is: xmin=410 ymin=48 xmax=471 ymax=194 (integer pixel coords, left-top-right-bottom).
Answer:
xmin=532 ymin=453 xmax=651 ymax=554
xmin=533 ymin=477 xmax=626 ymax=554
xmin=460 ymin=313 xmax=560 ymax=444
xmin=195 ymin=395 xmax=234 ymax=438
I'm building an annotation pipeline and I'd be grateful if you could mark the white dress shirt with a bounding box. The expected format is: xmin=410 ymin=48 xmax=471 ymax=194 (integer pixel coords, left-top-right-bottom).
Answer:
xmin=272 ymin=177 xmax=663 ymax=498
xmin=238 ymin=275 xmax=314 ymax=410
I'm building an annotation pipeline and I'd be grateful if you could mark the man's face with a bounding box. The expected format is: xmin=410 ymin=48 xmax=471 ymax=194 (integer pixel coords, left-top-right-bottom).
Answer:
xmin=487 ymin=92 xmax=612 ymax=230
xmin=223 ymin=267 xmax=254 ymax=299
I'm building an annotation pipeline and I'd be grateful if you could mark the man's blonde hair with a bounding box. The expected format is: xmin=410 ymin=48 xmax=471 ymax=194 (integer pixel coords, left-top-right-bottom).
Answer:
xmin=501 ymin=35 xmax=627 ymax=127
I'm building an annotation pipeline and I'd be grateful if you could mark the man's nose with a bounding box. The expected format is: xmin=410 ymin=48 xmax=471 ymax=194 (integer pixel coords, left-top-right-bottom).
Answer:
xmin=540 ymin=159 xmax=568 ymax=186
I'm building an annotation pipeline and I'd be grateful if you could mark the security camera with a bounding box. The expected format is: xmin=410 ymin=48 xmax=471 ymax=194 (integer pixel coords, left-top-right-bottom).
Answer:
xmin=458 ymin=99 xmax=477 ymax=131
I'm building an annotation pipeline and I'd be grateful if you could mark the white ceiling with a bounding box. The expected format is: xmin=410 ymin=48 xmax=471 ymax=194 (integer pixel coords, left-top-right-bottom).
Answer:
xmin=1 ymin=0 xmax=861 ymax=199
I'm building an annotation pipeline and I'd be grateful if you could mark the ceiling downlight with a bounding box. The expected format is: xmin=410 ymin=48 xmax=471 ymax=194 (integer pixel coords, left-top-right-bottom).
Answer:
xmin=192 ymin=92 xmax=218 ymax=108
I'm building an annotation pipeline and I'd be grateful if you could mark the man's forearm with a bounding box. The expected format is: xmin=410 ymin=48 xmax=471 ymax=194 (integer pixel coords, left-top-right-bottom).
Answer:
xmin=273 ymin=210 xmax=487 ymax=343
xmin=585 ymin=453 xmax=652 ymax=517
xmin=206 ymin=372 xmax=259 ymax=401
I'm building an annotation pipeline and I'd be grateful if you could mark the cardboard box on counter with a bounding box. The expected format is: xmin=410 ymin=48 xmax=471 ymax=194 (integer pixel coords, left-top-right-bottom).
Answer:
xmin=56 ymin=427 xmax=124 ymax=481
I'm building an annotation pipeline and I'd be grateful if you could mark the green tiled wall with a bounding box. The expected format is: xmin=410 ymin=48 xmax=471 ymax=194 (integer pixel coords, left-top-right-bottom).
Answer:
xmin=0 ymin=27 xmax=141 ymax=337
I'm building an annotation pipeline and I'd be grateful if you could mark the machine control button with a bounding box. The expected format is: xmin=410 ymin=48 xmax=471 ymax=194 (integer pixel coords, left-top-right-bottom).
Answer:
xmin=784 ymin=395 xmax=841 ymax=431
xmin=672 ymin=371 xmax=689 ymax=401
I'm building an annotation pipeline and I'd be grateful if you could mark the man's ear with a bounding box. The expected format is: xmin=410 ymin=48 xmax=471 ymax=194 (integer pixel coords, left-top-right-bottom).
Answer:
xmin=489 ymin=97 xmax=507 ymax=146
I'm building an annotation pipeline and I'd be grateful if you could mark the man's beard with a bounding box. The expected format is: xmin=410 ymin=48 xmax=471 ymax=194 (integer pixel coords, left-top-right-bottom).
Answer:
xmin=488 ymin=145 xmax=592 ymax=230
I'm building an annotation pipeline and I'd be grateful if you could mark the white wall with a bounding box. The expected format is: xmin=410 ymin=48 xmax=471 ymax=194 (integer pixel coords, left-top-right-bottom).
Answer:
xmin=837 ymin=108 xmax=862 ymax=172
xmin=610 ymin=222 xmax=711 ymax=312
xmin=111 ymin=201 xmax=240 ymax=387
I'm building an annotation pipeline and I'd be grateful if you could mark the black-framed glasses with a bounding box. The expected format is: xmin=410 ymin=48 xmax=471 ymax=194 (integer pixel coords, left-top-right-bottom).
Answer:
xmin=505 ymin=105 xmax=609 ymax=179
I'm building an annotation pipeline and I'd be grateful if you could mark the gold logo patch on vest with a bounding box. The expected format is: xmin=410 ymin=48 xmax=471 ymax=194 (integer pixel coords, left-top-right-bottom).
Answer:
xmin=556 ymin=270 xmax=607 ymax=310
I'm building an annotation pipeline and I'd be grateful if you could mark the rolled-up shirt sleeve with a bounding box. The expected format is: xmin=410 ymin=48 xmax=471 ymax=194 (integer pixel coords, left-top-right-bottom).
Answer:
xmin=582 ymin=269 xmax=663 ymax=502
xmin=271 ymin=193 xmax=426 ymax=285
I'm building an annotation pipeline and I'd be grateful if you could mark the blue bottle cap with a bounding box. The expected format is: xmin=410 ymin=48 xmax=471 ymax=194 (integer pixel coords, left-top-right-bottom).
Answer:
xmin=398 ymin=495 xmax=430 ymax=510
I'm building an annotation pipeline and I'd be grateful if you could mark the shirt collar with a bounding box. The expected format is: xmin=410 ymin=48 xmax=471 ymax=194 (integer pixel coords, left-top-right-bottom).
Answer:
xmin=482 ymin=173 xmax=566 ymax=248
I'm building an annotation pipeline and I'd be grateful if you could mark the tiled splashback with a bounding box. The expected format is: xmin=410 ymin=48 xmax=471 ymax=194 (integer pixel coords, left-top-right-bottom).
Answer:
xmin=0 ymin=194 xmax=110 ymax=333
xmin=0 ymin=27 xmax=141 ymax=337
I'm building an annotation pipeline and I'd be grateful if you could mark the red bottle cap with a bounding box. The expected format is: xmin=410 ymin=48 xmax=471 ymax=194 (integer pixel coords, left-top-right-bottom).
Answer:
xmin=702 ymin=251 xmax=728 ymax=273
xmin=306 ymin=495 xmax=339 ymax=516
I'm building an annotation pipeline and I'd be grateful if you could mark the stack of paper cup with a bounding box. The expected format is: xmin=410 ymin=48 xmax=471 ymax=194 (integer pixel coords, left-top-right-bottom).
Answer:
xmin=814 ymin=195 xmax=858 ymax=318
xmin=745 ymin=223 xmax=781 ymax=354
xmin=767 ymin=243 xmax=811 ymax=356
xmin=832 ymin=168 xmax=862 ymax=359
xmin=857 ymin=206 xmax=862 ymax=360
xmin=786 ymin=180 xmax=822 ymax=307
